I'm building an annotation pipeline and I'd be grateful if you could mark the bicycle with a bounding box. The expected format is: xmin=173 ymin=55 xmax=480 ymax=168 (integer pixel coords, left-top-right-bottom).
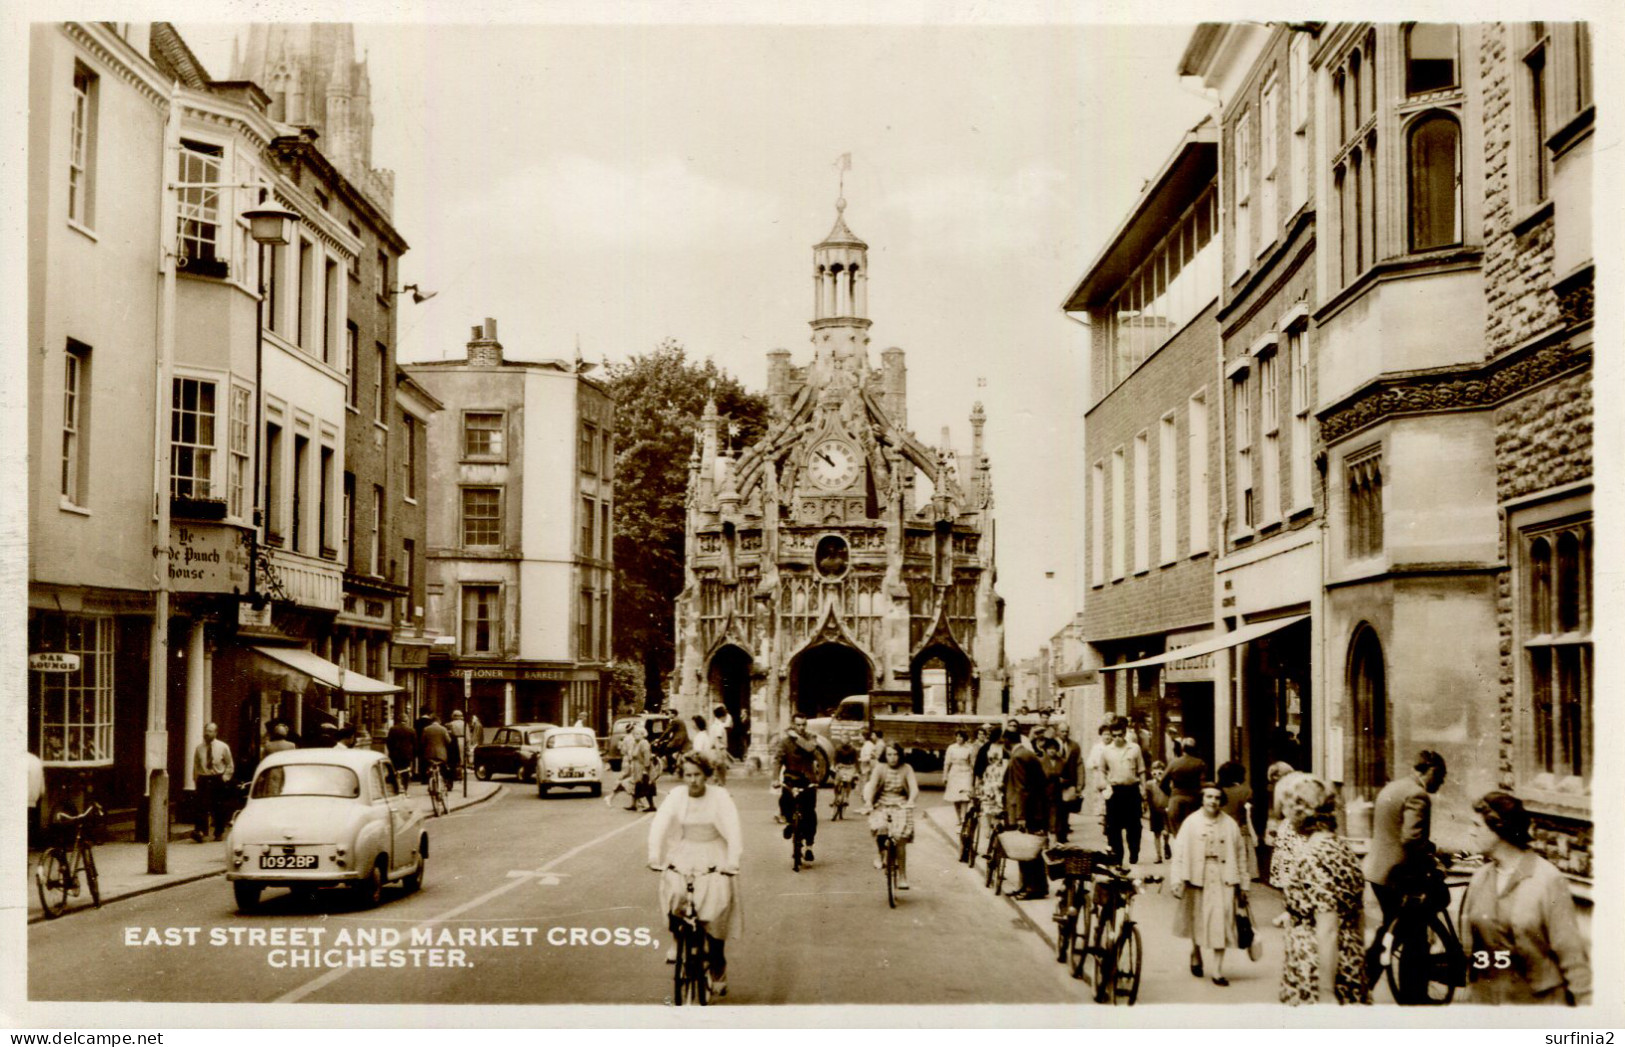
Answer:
xmin=663 ymin=864 xmax=732 ymax=1005
xmin=982 ymin=809 xmax=1009 ymax=892
xmin=1047 ymin=846 xmax=1112 ymax=967
xmin=1073 ymin=861 xmax=1161 ymax=1004
xmin=35 ymin=802 xmax=103 ymax=919
xmin=782 ymin=782 xmax=810 ymax=871
xmin=868 ymin=803 xmax=915 ymax=908
xmin=1373 ymin=852 xmax=1478 ymax=1005
xmin=958 ymin=796 xmax=983 ymax=866
xmin=830 ymin=767 xmax=856 ymax=821
xmin=425 ymin=759 xmax=449 ymax=818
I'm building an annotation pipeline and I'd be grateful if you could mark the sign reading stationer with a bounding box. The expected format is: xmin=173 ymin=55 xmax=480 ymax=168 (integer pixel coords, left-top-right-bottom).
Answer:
xmin=163 ymin=523 xmax=251 ymax=593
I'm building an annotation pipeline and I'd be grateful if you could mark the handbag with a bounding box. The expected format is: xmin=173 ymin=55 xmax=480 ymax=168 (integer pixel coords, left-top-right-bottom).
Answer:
xmin=1236 ymin=890 xmax=1263 ymax=960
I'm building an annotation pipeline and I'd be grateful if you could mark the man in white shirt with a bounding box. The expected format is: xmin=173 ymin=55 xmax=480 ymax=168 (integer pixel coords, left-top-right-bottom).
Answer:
xmin=1098 ymin=717 xmax=1147 ymax=864
xmin=192 ymin=722 xmax=235 ymax=842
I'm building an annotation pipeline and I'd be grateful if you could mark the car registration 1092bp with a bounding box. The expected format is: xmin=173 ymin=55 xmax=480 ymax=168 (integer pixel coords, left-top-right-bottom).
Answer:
xmin=260 ymin=853 xmax=317 ymax=870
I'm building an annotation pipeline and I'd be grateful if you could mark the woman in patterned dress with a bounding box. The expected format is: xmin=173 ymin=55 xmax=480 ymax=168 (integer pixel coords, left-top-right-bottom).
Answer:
xmin=1169 ymin=782 xmax=1246 ymax=985
xmin=863 ymin=742 xmax=921 ymax=890
xmin=1276 ymin=773 xmax=1371 ymax=1005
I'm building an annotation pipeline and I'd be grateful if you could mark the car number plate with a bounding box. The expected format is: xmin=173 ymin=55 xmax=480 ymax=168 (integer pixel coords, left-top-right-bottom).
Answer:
xmin=260 ymin=853 xmax=317 ymax=869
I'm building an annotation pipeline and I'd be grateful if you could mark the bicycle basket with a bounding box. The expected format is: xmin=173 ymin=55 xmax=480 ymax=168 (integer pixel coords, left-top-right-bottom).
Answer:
xmin=1044 ymin=845 xmax=1100 ymax=881
xmin=997 ymin=830 xmax=1047 ymax=862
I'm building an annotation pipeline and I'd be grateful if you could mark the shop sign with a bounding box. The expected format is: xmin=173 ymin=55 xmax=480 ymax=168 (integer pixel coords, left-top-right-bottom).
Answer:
xmin=29 ymin=652 xmax=81 ymax=673
xmin=392 ymin=644 xmax=429 ymax=667
xmin=163 ymin=523 xmax=250 ymax=593
xmin=238 ymin=602 xmax=274 ymax=628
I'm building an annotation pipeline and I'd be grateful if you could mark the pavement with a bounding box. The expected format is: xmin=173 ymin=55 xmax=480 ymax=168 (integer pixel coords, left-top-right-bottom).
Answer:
xmin=25 ymin=775 xmax=502 ymax=924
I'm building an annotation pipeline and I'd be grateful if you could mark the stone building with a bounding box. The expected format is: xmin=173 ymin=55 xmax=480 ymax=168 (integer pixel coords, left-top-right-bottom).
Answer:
xmin=404 ymin=320 xmax=615 ymax=733
xmin=672 ymin=201 xmax=1005 ymax=764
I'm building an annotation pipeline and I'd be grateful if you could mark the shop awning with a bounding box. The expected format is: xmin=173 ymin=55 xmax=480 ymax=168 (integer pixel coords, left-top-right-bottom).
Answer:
xmin=252 ymin=646 xmax=402 ymax=695
xmin=1099 ymin=614 xmax=1309 ymax=672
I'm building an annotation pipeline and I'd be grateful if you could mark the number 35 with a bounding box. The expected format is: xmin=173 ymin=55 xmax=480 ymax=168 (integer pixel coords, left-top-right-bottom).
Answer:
xmin=1472 ymin=950 xmax=1512 ymax=969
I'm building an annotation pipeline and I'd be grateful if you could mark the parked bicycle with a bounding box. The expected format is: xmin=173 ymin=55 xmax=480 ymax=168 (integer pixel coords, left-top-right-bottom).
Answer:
xmin=1047 ymin=846 xmax=1115 ymax=968
xmin=982 ymin=809 xmax=1010 ymax=892
xmin=1371 ymin=852 xmax=1480 ymax=1004
xmin=425 ymin=758 xmax=449 ymax=818
xmin=1073 ymin=861 xmax=1161 ymax=1004
xmin=665 ymin=863 xmax=730 ymax=1006
xmin=35 ymin=802 xmax=103 ymax=918
xmin=958 ymin=795 xmax=983 ymax=866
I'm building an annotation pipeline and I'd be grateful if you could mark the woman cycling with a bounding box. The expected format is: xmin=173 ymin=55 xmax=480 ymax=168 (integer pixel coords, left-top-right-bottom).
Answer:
xmin=648 ymin=751 xmax=742 ymax=998
xmin=862 ymin=742 xmax=920 ymax=890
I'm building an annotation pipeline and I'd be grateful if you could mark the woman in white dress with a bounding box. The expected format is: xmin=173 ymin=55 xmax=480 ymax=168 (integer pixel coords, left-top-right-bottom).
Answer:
xmin=942 ymin=730 xmax=976 ymax=824
xmin=648 ymin=751 xmax=743 ymax=997
xmin=1169 ymin=782 xmax=1245 ymax=987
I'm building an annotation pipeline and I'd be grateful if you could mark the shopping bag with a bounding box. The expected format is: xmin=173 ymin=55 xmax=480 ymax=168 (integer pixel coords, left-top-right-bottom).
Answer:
xmin=1236 ymin=890 xmax=1262 ymax=959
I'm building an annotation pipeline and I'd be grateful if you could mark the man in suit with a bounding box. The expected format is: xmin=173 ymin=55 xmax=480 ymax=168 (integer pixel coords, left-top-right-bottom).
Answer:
xmin=1003 ymin=728 xmax=1050 ymax=900
xmin=1053 ymin=722 xmax=1083 ymax=844
xmin=1364 ymin=750 xmax=1447 ymax=981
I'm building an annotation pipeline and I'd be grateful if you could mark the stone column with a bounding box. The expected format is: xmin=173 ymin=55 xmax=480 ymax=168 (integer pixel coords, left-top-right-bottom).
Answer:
xmin=183 ymin=620 xmax=207 ymax=791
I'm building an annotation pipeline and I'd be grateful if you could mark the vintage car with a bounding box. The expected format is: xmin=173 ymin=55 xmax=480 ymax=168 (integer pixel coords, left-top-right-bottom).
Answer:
xmin=602 ymin=713 xmax=674 ymax=771
xmin=226 ymin=748 xmax=427 ymax=911
xmin=537 ymin=726 xmax=605 ymax=797
xmin=472 ymin=722 xmax=557 ymax=781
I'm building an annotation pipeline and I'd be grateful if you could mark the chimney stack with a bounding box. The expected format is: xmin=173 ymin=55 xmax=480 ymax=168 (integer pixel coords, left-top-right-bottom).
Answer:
xmin=467 ymin=317 xmax=503 ymax=366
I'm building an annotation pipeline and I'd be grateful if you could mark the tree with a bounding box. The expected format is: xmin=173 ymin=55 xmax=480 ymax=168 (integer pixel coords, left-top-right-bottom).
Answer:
xmin=605 ymin=339 xmax=769 ymax=710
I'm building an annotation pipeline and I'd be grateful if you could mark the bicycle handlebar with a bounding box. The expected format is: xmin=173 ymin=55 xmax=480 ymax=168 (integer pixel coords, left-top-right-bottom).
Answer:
xmin=657 ymin=863 xmax=736 ymax=877
xmin=51 ymin=803 xmax=103 ymax=825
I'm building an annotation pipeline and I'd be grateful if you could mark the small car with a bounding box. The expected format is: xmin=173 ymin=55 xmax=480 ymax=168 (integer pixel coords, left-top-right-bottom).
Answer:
xmin=604 ymin=713 xmax=674 ymax=771
xmin=473 ymin=722 xmax=556 ymax=781
xmin=537 ymin=726 xmax=605 ymax=797
xmin=226 ymin=748 xmax=426 ymax=911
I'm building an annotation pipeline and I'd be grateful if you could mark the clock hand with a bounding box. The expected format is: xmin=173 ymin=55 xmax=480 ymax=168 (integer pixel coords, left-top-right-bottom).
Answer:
xmin=817 ymin=450 xmax=837 ymax=467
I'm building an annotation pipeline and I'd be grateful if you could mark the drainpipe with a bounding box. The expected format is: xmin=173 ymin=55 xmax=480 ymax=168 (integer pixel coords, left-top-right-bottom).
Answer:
xmin=147 ymin=79 xmax=182 ymax=873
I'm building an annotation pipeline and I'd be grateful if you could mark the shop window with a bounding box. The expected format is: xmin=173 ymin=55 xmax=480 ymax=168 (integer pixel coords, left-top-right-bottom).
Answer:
xmin=34 ymin=615 xmax=115 ymax=766
xmin=1408 ymin=113 xmax=1462 ymax=251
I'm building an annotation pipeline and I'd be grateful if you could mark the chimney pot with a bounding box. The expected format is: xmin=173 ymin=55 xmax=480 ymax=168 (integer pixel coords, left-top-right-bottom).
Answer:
xmin=485 ymin=318 xmax=498 ymax=341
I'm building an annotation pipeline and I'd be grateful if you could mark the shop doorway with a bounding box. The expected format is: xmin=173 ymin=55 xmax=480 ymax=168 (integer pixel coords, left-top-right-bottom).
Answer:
xmin=789 ymin=642 xmax=871 ymax=719
xmin=1242 ymin=618 xmax=1313 ymax=805
xmin=707 ymin=644 xmax=752 ymax=758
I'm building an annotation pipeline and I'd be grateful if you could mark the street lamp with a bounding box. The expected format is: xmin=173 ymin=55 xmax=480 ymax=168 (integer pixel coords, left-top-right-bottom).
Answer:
xmin=243 ymin=194 xmax=301 ymax=609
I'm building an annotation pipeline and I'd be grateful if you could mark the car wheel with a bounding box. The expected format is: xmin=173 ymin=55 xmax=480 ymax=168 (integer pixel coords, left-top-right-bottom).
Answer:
xmin=354 ymin=860 xmax=385 ymax=909
xmin=537 ymin=783 xmax=549 ymax=798
xmin=402 ymin=843 xmax=426 ymax=893
xmin=589 ymin=783 xmax=602 ymax=798
xmin=233 ymin=881 xmax=262 ymax=912
xmin=474 ymin=763 xmax=492 ymax=782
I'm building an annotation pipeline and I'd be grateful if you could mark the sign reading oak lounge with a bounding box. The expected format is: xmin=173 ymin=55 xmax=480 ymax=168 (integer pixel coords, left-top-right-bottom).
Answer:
xmin=163 ymin=523 xmax=250 ymax=593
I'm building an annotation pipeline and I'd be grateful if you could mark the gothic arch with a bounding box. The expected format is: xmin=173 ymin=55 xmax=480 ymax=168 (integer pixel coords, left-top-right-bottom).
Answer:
xmin=1346 ymin=623 xmax=1390 ymax=800
xmin=705 ymin=643 xmax=753 ymax=759
xmin=909 ymin=603 xmax=974 ymax=713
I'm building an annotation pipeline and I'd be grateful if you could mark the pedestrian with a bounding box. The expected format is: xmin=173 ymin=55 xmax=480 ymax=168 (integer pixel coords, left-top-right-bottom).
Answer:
xmin=857 ymin=731 xmax=879 ymax=785
xmin=447 ymin=710 xmax=467 ymax=776
xmin=1170 ymin=782 xmax=1246 ymax=986
xmin=1460 ymin=792 xmax=1591 ymax=1006
xmin=469 ymin=712 xmax=484 ymax=748
xmin=262 ymin=720 xmax=297 ymax=758
xmin=420 ymin=714 xmax=453 ymax=789
xmin=1054 ymin=722 xmax=1082 ymax=844
xmin=191 ymin=722 xmax=234 ymax=842
xmin=1099 ymin=717 xmax=1146 ymax=865
xmin=1363 ymin=750 xmax=1447 ymax=959
xmin=970 ymin=723 xmax=995 ymax=786
xmin=942 ymin=729 xmax=976 ymax=826
xmin=386 ymin=718 xmax=416 ymax=787
xmin=627 ymin=726 xmax=657 ymax=812
xmin=648 ymin=750 xmax=743 ymax=998
xmin=28 ymin=750 xmax=46 ymax=838
xmin=1161 ymin=738 xmax=1208 ymax=836
xmin=709 ymin=705 xmax=732 ymax=784
xmin=1144 ymin=761 xmax=1171 ymax=863
xmin=1275 ymin=773 xmax=1370 ymax=1006
xmin=1258 ymin=760 xmax=1296 ymax=885
xmin=978 ymin=740 xmax=1009 ymax=861
xmin=863 ymin=741 xmax=921 ymax=890
xmin=1216 ymin=760 xmax=1258 ymax=882
xmin=1038 ymin=736 xmax=1067 ymax=840
xmin=606 ymin=723 xmax=638 ymax=807
xmin=1003 ymin=728 xmax=1050 ymax=900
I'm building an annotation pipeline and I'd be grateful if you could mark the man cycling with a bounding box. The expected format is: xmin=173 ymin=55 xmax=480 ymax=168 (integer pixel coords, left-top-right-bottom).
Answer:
xmin=775 ymin=714 xmax=820 ymax=863
xmin=651 ymin=715 xmax=692 ymax=774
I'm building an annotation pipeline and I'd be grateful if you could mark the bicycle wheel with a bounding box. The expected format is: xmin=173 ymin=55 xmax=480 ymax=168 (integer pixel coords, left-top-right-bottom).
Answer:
xmin=679 ymin=929 xmax=709 ymax=1006
xmin=36 ymin=849 xmax=69 ymax=918
xmin=82 ymin=844 xmax=100 ymax=909
xmin=1109 ymin=923 xmax=1142 ymax=1005
xmin=791 ymin=813 xmax=802 ymax=872
xmin=1069 ymin=895 xmax=1094 ymax=979
xmin=672 ymin=926 xmax=689 ymax=1005
xmin=1386 ymin=914 xmax=1458 ymax=1005
xmin=984 ymin=839 xmax=999 ymax=888
xmin=1054 ymin=882 xmax=1076 ymax=964
xmin=885 ymin=838 xmax=897 ymax=909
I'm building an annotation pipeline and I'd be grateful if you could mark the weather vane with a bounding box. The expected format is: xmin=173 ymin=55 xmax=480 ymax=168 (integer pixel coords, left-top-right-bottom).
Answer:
xmin=835 ymin=153 xmax=852 ymax=207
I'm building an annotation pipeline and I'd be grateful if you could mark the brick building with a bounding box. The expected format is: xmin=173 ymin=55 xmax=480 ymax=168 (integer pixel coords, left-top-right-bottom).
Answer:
xmin=1063 ymin=122 xmax=1223 ymax=761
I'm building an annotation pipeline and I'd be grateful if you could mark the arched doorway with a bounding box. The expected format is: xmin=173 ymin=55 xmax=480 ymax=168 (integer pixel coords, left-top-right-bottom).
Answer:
xmin=910 ymin=643 xmax=973 ymax=714
xmin=1347 ymin=625 xmax=1389 ymax=801
xmin=707 ymin=644 xmax=752 ymax=759
xmin=789 ymin=643 xmax=871 ymax=719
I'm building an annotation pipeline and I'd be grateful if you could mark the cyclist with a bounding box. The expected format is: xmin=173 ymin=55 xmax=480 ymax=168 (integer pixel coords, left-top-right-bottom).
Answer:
xmin=648 ymin=752 xmax=742 ymax=998
xmin=831 ymin=737 xmax=859 ymax=816
xmin=1363 ymin=750 xmax=1446 ymax=984
xmin=862 ymin=742 xmax=920 ymax=889
xmin=774 ymin=714 xmax=820 ymax=863
xmin=652 ymin=715 xmax=692 ymax=774
xmin=420 ymin=714 xmax=453 ymax=788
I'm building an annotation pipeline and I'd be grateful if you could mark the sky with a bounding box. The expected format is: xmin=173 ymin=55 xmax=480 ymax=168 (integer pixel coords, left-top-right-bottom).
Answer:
xmin=173 ymin=13 xmax=1217 ymax=660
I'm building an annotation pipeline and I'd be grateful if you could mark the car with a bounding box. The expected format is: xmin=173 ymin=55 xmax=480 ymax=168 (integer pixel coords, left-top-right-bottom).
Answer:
xmin=537 ymin=726 xmax=605 ymax=797
xmin=225 ymin=748 xmax=427 ymax=912
xmin=472 ymin=722 xmax=557 ymax=781
xmin=604 ymin=713 xmax=674 ymax=771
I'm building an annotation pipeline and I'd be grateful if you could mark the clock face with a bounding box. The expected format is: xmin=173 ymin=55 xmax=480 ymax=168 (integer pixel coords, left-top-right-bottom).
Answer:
xmin=807 ymin=440 xmax=860 ymax=490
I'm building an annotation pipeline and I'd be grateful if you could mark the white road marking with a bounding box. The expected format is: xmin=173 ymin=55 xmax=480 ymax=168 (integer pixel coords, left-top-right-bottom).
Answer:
xmin=275 ymin=811 xmax=650 ymax=1003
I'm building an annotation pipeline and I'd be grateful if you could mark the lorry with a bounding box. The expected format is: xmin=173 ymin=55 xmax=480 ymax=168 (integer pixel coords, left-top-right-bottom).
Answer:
xmin=809 ymin=694 xmax=1047 ymax=775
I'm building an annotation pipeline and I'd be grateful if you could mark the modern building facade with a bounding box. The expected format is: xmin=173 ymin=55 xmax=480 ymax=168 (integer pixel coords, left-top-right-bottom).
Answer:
xmin=1064 ymin=123 xmax=1223 ymax=763
xmin=671 ymin=202 xmax=1006 ymax=767
xmin=405 ymin=320 xmax=616 ymax=734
